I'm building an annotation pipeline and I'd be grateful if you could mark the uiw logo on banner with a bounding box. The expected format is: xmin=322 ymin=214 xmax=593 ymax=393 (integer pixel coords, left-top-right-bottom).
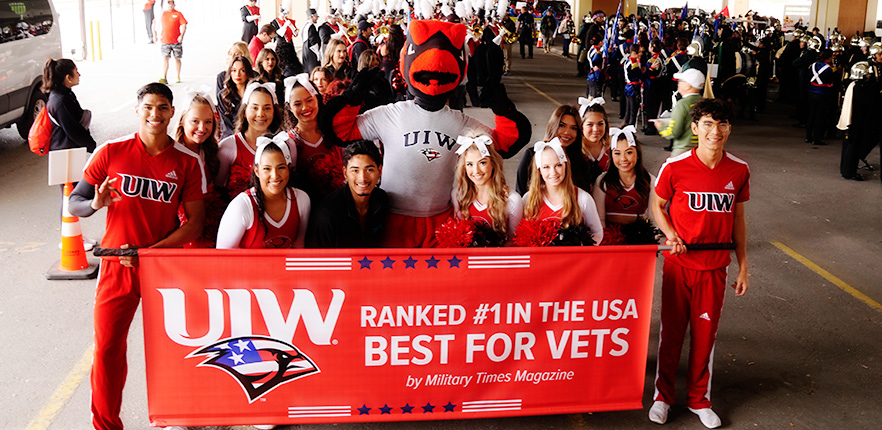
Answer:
xmin=138 ymin=247 xmax=658 ymax=428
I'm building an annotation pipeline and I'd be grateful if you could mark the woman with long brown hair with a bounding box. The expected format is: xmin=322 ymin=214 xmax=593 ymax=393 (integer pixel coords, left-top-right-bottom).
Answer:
xmin=217 ymin=55 xmax=257 ymax=138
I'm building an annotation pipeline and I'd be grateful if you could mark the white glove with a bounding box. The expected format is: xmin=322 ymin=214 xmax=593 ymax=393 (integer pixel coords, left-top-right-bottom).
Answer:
xmin=246 ymin=14 xmax=259 ymax=23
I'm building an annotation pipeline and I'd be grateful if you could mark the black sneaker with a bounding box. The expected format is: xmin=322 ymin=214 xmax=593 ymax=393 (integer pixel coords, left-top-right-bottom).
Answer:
xmin=842 ymin=174 xmax=865 ymax=181
xmin=813 ymin=140 xmax=827 ymax=146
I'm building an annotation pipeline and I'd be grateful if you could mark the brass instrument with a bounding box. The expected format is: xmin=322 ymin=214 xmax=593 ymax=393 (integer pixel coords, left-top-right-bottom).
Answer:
xmin=292 ymin=23 xmax=299 ymax=38
xmin=471 ymin=24 xmax=483 ymax=39
xmin=807 ymin=36 xmax=822 ymax=51
xmin=345 ymin=21 xmax=358 ymax=38
xmin=571 ymin=28 xmax=580 ymax=46
xmin=379 ymin=24 xmax=390 ymax=36
xmin=502 ymin=26 xmax=518 ymax=44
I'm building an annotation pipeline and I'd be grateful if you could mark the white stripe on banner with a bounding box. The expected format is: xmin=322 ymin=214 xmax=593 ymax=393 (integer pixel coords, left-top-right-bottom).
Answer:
xmin=287 ymin=405 xmax=351 ymax=417
xmin=467 ymin=255 xmax=531 ymax=269
xmin=461 ymin=399 xmax=523 ymax=412
xmin=284 ymin=257 xmax=352 ymax=271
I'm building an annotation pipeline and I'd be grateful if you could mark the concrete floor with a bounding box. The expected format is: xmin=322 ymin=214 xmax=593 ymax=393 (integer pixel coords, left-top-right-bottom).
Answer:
xmin=0 ymin=21 xmax=880 ymax=430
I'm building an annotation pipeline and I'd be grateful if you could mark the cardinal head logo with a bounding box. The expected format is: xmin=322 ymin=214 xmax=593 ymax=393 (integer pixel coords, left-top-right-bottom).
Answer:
xmin=188 ymin=336 xmax=319 ymax=402
xmin=421 ymin=148 xmax=442 ymax=161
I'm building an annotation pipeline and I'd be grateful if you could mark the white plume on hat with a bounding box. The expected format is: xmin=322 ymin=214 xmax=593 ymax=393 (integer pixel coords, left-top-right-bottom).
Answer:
xmin=497 ymin=0 xmax=510 ymax=19
xmin=342 ymin=0 xmax=354 ymax=16
xmin=484 ymin=0 xmax=495 ymax=16
xmin=454 ymin=2 xmax=469 ymax=20
xmin=356 ymin=0 xmax=373 ymax=17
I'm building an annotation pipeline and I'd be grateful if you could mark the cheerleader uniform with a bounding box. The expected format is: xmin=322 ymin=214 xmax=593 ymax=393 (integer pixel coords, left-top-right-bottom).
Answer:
xmin=216 ymin=187 xmax=310 ymax=248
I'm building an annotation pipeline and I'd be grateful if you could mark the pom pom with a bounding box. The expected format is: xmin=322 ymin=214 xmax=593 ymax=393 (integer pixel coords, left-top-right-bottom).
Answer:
xmin=471 ymin=221 xmax=507 ymax=247
xmin=513 ymin=218 xmax=559 ymax=247
xmin=621 ymin=217 xmax=662 ymax=245
xmin=552 ymin=223 xmax=596 ymax=247
xmin=306 ymin=152 xmax=346 ymax=197
xmin=435 ymin=217 xmax=476 ymax=248
xmin=600 ymin=223 xmax=627 ymax=245
xmin=227 ymin=163 xmax=253 ymax=199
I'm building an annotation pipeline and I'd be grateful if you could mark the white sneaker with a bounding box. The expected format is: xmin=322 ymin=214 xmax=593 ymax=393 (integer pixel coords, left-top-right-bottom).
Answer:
xmin=253 ymin=426 xmax=276 ymax=430
xmin=649 ymin=400 xmax=670 ymax=424
xmin=689 ymin=407 xmax=722 ymax=429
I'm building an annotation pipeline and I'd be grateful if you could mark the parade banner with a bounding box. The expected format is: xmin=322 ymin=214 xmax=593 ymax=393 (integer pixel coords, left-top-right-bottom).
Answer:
xmin=139 ymin=246 xmax=658 ymax=427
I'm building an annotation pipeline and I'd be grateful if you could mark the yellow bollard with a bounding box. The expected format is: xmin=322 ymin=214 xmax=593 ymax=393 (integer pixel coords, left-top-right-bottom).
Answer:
xmin=89 ymin=21 xmax=94 ymax=62
xmin=97 ymin=21 xmax=103 ymax=60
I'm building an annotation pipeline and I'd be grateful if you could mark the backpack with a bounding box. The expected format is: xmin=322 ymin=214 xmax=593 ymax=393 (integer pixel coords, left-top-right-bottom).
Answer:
xmin=28 ymin=106 xmax=55 ymax=156
xmin=347 ymin=39 xmax=367 ymax=65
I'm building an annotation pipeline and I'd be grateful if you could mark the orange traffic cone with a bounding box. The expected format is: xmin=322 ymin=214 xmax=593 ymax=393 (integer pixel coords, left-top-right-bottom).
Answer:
xmin=536 ymin=37 xmax=543 ymax=48
xmin=45 ymin=182 xmax=99 ymax=280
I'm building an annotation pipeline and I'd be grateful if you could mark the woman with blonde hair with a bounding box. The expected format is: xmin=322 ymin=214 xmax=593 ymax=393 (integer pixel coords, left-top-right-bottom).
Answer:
xmin=451 ymin=134 xmax=523 ymax=245
xmin=521 ymin=139 xmax=603 ymax=246
xmin=175 ymin=88 xmax=224 ymax=247
xmin=515 ymin=104 xmax=593 ymax=194
xmin=322 ymin=38 xmax=352 ymax=80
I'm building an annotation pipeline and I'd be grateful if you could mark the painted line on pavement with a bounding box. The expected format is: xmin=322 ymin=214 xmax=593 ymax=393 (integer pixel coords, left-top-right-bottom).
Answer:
xmin=520 ymin=81 xmax=562 ymax=106
xmin=771 ymin=241 xmax=882 ymax=313
xmin=27 ymin=344 xmax=94 ymax=430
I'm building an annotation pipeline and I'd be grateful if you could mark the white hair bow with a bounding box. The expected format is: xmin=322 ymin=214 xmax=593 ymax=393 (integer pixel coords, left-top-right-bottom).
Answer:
xmin=533 ymin=137 xmax=568 ymax=169
xmin=577 ymin=96 xmax=605 ymax=117
xmin=609 ymin=125 xmax=638 ymax=148
xmin=254 ymin=131 xmax=294 ymax=165
xmin=455 ymin=135 xmax=493 ymax=157
xmin=284 ymin=73 xmax=317 ymax=103
xmin=182 ymin=85 xmax=216 ymax=113
xmin=242 ymin=81 xmax=278 ymax=106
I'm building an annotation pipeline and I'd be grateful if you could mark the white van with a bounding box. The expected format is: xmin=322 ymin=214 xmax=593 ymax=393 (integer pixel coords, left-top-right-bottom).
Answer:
xmin=0 ymin=0 xmax=62 ymax=139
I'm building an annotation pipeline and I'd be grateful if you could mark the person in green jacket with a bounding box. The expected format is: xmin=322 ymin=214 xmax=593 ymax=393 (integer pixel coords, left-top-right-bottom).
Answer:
xmin=655 ymin=69 xmax=704 ymax=157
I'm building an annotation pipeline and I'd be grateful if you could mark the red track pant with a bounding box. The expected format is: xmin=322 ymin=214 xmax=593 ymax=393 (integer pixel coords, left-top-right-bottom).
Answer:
xmin=381 ymin=208 xmax=453 ymax=248
xmin=653 ymin=259 xmax=726 ymax=409
xmin=91 ymin=262 xmax=141 ymax=430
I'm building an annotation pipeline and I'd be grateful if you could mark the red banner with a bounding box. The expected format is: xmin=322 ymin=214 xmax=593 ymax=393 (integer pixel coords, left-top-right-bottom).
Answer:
xmin=139 ymin=246 xmax=658 ymax=427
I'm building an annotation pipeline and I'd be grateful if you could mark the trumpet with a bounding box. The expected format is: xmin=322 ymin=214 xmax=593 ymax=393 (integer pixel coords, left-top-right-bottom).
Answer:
xmin=472 ymin=25 xmax=483 ymax=39
xmin=379 ymin=24 xmax=390 ymax=36
xmin=292 ymin=23 xmax=299 ymax=38
xmin=502 ymin=26 xmax=518 ymax=44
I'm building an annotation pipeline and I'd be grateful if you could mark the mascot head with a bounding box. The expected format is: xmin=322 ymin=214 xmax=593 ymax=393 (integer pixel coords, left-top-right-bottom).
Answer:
xmin=401 ymin=20 xmax=468 ymax=110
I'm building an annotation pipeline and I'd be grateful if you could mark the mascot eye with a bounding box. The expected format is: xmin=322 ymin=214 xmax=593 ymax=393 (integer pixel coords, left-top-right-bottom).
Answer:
xmin=407 ymin=44 xmax=415 ymax=55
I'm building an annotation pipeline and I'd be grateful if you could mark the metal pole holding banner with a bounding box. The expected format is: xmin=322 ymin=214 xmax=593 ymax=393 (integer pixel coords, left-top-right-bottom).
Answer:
xmin=93 ymin=243 xmax=738 ymax=257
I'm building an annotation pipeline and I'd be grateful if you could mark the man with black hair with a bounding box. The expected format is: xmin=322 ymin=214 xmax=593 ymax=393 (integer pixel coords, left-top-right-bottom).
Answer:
xmin=69 ymin=82 xmax=206 ymax=430
xmin=650 ymin=98 xmax=749 ymax=430
xmin=307 ymin=140 xmax=388 ymax=248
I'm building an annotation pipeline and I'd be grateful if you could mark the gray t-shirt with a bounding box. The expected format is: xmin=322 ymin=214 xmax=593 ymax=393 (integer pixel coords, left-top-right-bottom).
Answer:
xmin=357 ymin=101 xmax=492 ymax=216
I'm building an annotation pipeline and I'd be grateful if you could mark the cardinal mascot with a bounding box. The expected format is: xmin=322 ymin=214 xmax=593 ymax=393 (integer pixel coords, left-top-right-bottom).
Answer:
xmin=319 ymin=19 xmax=531 ymax=247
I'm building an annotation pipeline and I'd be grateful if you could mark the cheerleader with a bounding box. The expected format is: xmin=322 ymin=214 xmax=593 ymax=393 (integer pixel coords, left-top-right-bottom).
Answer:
xmin=591 ymin=126 xmax=658 ymax=245
xmin=216 ymin=82 xmax=285 ymax=199
xmin=175 ymin=88 xmax=224 ymax=248
xmin=216 ymin=133 xmax=310 ymax=249
xmin=451 ymin=135 xmax=523 ymax=245
xmin=515 ymin=105 xmax=593 ymax=194
xmin=578 ymin=96 xmax=611 ymax=178
xmin=285 ymin=73 xmax=344 ymax=202
xmin=522 ymin=139 xmax=603 ymax=246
